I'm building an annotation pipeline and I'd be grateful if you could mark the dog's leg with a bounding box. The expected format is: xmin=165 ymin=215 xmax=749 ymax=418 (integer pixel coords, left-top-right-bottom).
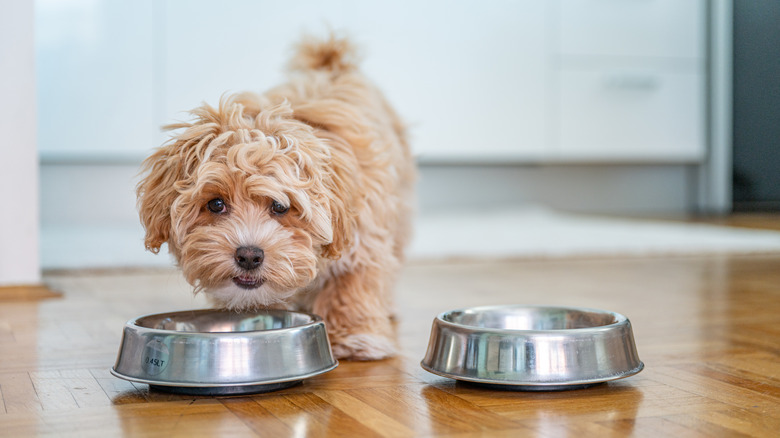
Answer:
xmin=312 ymin=268 xmax=396 ymax=361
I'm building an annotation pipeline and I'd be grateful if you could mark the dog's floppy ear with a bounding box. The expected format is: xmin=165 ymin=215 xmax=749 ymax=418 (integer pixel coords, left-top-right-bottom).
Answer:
xmin=316 ymin=134 xmax=359 ymax=260
xmin=320 ymin=188 xmax=353 ymax=260
xmin=136 ymin=146 xmax=184 ymax=253
xmin=297 ymin=148 xmax=355 ymax=260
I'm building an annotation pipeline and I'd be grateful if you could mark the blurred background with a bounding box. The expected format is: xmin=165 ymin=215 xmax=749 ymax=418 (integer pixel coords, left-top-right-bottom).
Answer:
xmin=2 ymin=0 xmax=779 ymax=282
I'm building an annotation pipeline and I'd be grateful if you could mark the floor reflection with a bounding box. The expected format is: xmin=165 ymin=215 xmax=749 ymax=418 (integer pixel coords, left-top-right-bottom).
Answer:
xmin=422 ymin=379 xmax=644 ymax=436
xmin=515 ymin=384 xmax=644 ymax=436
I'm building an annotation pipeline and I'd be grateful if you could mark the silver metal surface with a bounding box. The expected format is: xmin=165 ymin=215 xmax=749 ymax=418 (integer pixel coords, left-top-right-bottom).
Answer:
xmin=111 ymin=309 xmax=337 ymax=395
xmin=421 ymin=305 xmax=643 ymax=390
xmin=148 ymin=380 xmax=302 ymax=396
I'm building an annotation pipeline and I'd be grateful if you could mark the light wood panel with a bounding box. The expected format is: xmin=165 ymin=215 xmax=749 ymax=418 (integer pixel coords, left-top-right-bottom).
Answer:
xmin=2 ymin=250 xmax=780 ymax=436
xmin=687 ymin=213 xmax=780 ymax=232
xmin=0 ymin=284 xmax=61 ymax=301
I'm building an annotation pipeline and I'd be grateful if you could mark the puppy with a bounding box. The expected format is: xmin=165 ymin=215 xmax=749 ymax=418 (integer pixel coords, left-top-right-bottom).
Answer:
xmin=136 ymin=34 xmax=415 ymax=360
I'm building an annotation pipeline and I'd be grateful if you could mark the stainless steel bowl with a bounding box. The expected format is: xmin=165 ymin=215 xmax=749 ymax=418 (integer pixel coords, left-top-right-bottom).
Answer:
xmin=111 ymin=309 xmax=337 ymax=395
xmin=421 ymin=305 xmax=643 ymax=390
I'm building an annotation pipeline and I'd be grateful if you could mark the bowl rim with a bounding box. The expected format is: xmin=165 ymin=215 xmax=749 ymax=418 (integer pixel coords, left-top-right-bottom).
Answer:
xmin=126 ymin=308 xmax=325 ymax=336
xmin=434 ymin=304 xmax=629 ymax=335
xmin=419 ymin=360 xmax=645 ymax=388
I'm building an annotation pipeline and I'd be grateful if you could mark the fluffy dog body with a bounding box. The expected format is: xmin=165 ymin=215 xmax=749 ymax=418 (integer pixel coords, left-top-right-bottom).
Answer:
xmin=137 ymin=36 xmax=415 ymax=360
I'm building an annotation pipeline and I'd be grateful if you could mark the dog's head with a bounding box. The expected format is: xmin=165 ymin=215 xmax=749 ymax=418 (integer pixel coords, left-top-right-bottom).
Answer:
xmin=137 ymin=94 xmax=355 ymax=309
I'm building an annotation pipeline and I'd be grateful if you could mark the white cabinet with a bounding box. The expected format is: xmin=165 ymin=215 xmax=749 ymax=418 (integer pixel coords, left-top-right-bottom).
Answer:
xmin=35 ymin=0 xmax=707 ymax=164
xmin=150 ymin=0 xmax=709 ymax=164
xmin=162 ymin=0 xmax=552 ymax=163
xmin=350 ymin=1 xmax=551 ymax=162
xmin=36 ymin=0 xmax=161 ymax=158
xmin=556 ymin=67 xmax=704 ymax=161
xmin=558 ymin=0 xmax=704 ymax=59
xmin=553 ymin=0 xmax=706 ymax=162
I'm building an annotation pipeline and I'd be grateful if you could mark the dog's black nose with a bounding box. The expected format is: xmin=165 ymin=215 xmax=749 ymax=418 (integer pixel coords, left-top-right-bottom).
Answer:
xmin=235 ymin=246 xmax=264 ymax=271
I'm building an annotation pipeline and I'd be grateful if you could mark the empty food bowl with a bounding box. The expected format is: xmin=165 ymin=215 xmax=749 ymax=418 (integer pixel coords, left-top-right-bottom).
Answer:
xmin=111 ymin=309 xmax=337 ymax=395
xmin=421 ymin=305 xmax=643 ymax=390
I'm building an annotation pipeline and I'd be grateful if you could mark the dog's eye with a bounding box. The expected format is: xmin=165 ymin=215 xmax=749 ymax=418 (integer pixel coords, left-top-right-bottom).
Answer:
xmin=270 ymin=200 xmax=289 ymax=215
xmin=207 ymin=198 xmax=227 ymax=214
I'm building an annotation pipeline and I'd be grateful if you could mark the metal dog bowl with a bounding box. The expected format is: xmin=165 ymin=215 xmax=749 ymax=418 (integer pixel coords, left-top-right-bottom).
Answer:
xmin=421 ymin=305 xmax=643 ymax=390
xmin=111 ymin=309 xmax=337 ymax=395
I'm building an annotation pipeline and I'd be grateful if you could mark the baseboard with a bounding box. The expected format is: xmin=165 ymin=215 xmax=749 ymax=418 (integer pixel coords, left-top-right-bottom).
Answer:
xmin=733 ymin=201 xmax=780 ymax=212
xmin=0 ymin=284 xmax=62 ymax=301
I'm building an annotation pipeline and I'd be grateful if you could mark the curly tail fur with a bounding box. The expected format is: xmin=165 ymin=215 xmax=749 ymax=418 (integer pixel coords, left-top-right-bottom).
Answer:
xmin=289 ymin=33 xmax=360 ymax=74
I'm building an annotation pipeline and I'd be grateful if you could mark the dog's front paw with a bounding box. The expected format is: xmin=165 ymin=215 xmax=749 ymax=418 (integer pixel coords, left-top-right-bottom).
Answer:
xmin=330 ymin=333 xmax=397 ymax=361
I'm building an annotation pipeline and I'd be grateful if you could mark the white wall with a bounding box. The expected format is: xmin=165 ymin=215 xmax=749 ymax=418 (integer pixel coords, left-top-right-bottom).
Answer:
xmin=0 ymin=0 xmax=40 ymax=285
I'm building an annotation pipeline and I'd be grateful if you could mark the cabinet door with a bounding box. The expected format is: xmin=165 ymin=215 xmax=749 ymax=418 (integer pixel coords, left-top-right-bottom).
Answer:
xmin=554 ymin=0 xmax=706 ymax=162
xmin=558 ymin=0 xmax=705 ymax=59
xmin=36 ymin=0 xmax=159 ymax=157
xmin=556 ymin=66 xmax=704 ymax=161
xmin=348 ymin=0 xmax=552 ymax=162
xmin=164 ymin=0 xmax=551 ymax=162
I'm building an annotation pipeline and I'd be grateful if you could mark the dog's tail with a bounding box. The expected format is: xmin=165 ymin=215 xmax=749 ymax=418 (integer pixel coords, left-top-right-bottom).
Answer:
xmin=289 ymin=33 xmax=360 ymax=74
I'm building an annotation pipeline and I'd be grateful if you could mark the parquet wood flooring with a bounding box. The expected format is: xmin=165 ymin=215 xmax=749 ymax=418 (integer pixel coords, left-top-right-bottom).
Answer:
xmin=2 ymin=219 xmax=780 ymax=436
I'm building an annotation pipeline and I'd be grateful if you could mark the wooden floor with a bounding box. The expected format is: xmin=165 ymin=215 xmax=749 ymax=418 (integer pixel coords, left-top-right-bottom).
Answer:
xmin=2 ymin=221 xmax=780 ymax=436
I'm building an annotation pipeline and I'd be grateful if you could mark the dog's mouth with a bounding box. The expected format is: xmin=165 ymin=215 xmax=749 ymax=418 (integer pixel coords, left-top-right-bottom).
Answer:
xmin=232 ymin=275 xmax=264 ymax=289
